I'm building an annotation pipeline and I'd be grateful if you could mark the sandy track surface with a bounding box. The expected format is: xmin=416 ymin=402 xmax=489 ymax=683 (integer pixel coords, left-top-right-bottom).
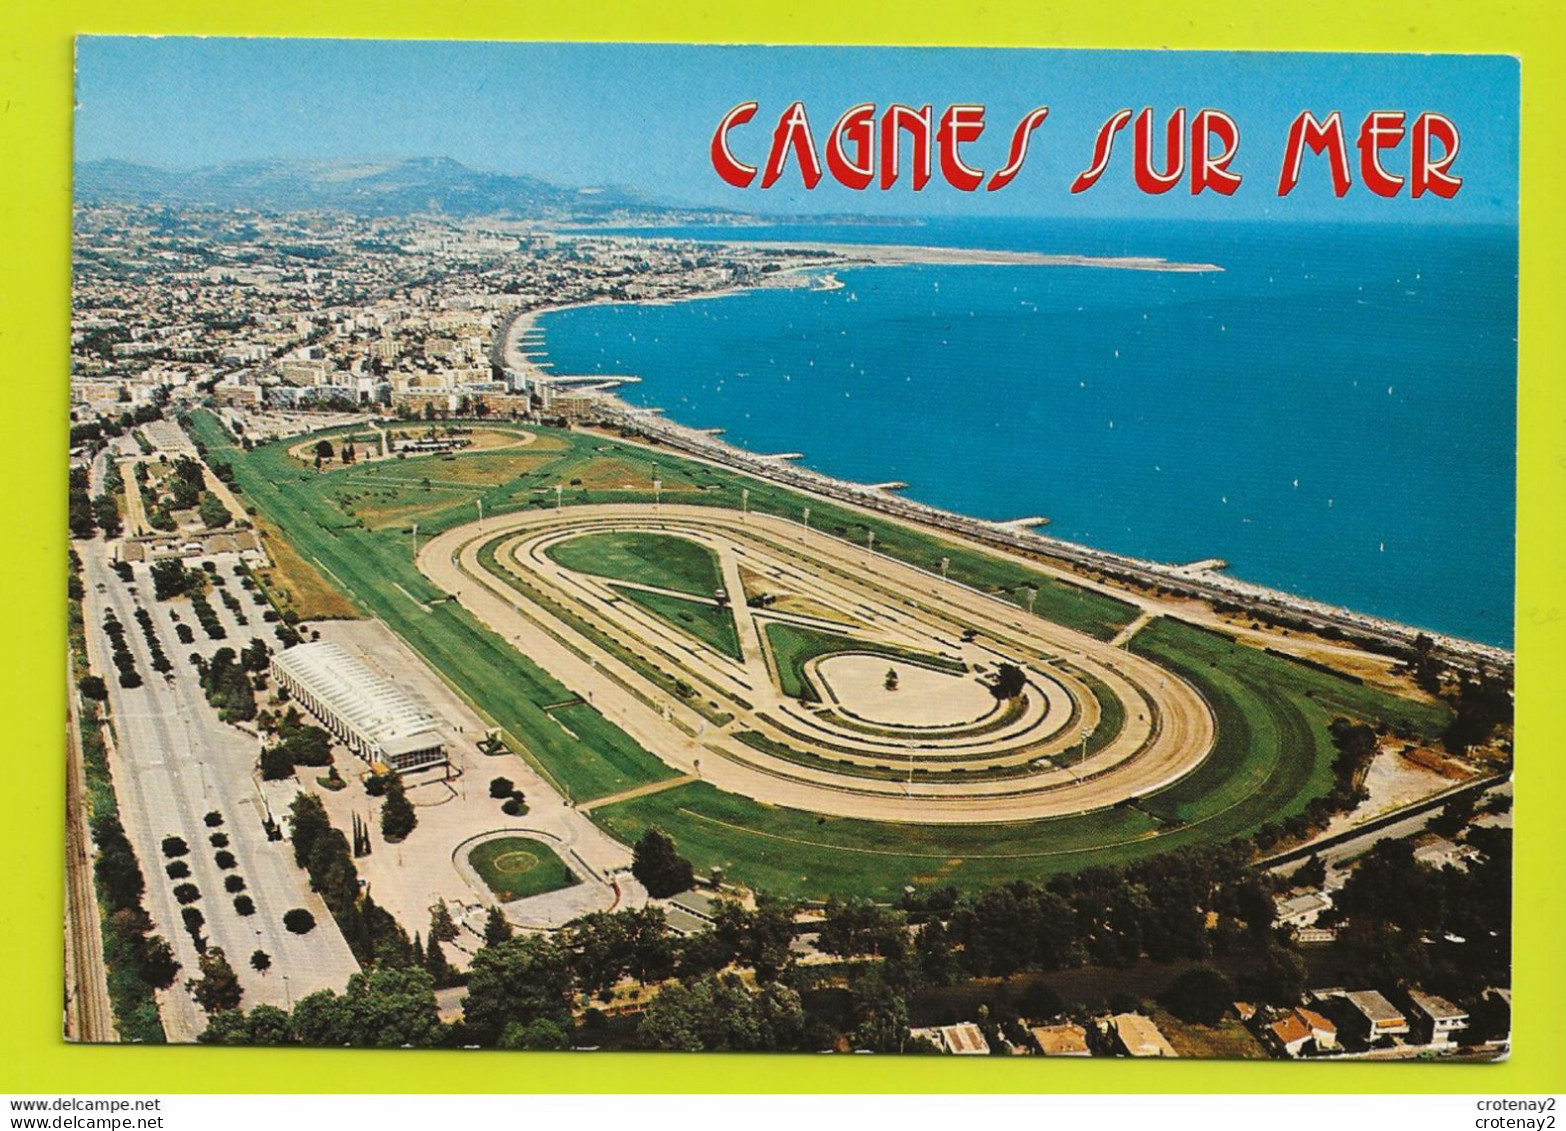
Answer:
xmin=419 ymin=505 xmax=1216 ymax=825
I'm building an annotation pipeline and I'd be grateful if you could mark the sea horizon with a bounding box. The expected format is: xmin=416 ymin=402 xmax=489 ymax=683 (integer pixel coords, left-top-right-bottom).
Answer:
xmin=537 ymin=216 xmax=1517 ymax=648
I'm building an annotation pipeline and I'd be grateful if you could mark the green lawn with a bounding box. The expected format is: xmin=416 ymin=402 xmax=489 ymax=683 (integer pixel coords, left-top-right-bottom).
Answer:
xmin=612 ymin=585 xmax=743 ymax=660
xmin=187 ymin=411 xmax=677 ymax=803
xmin=588 ymin=781 xmax=1166 ymax=902
xmin=545 ymin=530 xmax=725 ymax=597
xmin=467 ymin=836 xmax=579 ymax=902
xmin=763 ymin=622 xmax=965 ymax=702
xmin=1126 ymin=618 xmax=1451 ymax=827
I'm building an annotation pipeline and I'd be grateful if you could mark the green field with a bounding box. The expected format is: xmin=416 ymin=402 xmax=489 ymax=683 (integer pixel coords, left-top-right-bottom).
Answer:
xmin=763 ymin=622 xmax=966 ymax=702
xmin=467 ymin=836 xmax=579 ymax=902
xmin=612 ymin=585 xmax=743 ymax=660
xmin=546 ymin=530 xmax=724 ymax=597
xmin=588 ymin=781 xmax=1165 ymax=901
xmin=187 ymin=412 xmax=677 ymax=803
xmin=1127 ymin=618 xmax=1451 ymax=827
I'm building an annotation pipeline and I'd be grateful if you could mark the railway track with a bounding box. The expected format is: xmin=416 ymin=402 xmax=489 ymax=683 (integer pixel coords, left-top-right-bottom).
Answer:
xmin=63 ymin=677 xmax=117 ymax=1044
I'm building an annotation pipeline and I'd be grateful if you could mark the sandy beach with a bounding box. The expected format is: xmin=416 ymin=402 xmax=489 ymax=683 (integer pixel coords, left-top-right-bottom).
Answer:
xmin=719 ymin=239 xmax=1224 ymax=273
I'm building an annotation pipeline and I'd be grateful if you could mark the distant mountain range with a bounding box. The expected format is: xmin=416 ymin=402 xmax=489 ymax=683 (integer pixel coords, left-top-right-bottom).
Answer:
xmin=73 ymin=156 xmax=692 ymax=220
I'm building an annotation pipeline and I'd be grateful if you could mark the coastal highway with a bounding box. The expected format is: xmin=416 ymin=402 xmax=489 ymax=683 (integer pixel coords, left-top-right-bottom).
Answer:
xmin=1257 ymin=774 xmax=1512 ymax=874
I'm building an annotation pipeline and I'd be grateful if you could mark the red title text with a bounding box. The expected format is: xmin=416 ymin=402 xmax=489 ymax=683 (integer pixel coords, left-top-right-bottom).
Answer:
xmin=710 ymin=103 xmax=1463 ymax=198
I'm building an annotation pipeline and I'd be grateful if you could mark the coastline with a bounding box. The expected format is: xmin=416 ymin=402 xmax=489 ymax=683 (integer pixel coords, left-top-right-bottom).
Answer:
xmin=497 ymin=256 xmax=1510 ymax=671
xmin=495 ymin=239 xmax=1219 ymax=381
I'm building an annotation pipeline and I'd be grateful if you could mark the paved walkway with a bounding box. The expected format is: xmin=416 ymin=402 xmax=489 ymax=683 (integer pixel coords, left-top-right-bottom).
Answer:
xmin=577 ymin=773 xmax=701 ymax=814
xmin=1110 ymin=610 xmax=1157 ymax=648
xmin=305 ymin=619 xmax=645 ymax=940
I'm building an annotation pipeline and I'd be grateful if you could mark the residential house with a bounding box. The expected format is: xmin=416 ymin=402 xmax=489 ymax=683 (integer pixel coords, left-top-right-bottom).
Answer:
xmin=1029 ymin=1022 xmax=1091 ymax=1057
xmin=1407 ymin=990 xmax=1469 ymax=1047
xmin=1108 ymin=1013 xmax=1178 ymax=1059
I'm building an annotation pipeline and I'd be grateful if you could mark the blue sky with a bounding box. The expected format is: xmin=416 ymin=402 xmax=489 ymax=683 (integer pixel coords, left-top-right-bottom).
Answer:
xmin=75 ymin=38 xmax=1518 ymax=222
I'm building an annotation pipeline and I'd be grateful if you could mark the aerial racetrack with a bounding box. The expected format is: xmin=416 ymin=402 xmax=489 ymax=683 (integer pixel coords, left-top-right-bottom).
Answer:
xmin=186 ymin=412 xmax=1456 ymax=898
xmin=418 ymin=503 xmax=1218 ymax=825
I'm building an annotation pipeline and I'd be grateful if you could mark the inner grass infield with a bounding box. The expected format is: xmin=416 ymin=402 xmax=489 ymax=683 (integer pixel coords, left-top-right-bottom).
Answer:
xmin=468 ymin=835 xmax=581 ymax=902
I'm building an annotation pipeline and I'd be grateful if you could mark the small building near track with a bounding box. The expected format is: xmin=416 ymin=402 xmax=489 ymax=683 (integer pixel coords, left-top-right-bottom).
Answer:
xmin=271 ymin=641 xmax=448 ymax=773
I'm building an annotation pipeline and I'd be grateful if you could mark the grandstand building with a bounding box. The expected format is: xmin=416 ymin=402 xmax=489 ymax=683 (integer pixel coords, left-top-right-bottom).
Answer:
xmin=270 ymin=641 xmax=448 ymax=773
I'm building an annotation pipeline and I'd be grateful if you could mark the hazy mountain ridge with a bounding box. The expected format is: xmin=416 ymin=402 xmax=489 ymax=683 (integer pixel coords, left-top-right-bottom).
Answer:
xmin=73 ymin=155 xmax=672 ymax=219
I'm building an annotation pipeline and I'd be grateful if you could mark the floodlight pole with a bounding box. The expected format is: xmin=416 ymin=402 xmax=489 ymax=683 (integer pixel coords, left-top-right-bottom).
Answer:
xmin=742 ymin=487 xmax=749 ymax=522
xmin=411 ymin=522 xmax=419 ymax=560
xmin=555 ymin=483 xmax=563 ymax=509
xmin=802 ymin=506 xmax=810 ymax=538
xmin=653 ymin=478 xmax=661 ymax=513
xmin=476 ymin=497 xmax=484 ymax=531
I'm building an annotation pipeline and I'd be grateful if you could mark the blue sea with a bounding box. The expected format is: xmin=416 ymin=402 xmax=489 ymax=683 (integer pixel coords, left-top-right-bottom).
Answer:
xmin=538 ymin=219 xmax=1517 ymax=647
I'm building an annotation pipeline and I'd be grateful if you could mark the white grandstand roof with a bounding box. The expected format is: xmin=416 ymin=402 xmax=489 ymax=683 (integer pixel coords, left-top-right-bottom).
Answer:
xmin=272 ymin=640 xmax=442 ymax=753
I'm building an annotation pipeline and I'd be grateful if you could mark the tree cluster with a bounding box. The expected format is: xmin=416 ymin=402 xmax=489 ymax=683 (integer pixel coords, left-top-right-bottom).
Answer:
xmin=1442 ymin=676 xmax=1512 ymax=755
xmin=165 ymin=457 xmax=207 ymax=512
xmin=132 ymin=608 xmax=173 ymax=675
xmin=637 ymin=974 xmax=808 ymax=1052
xmin=200 ymin=968 xmax=445 ymax=1048
xmin=287 ymin=793 xmax=411 ymax=968
xmin=197 ymin=491 xmax=231 ymax=530
xmin=199 ymin=646 xmax=256 ymax=723
xmin=1327 ymin=826 xmax=1511 ymax=1005
xmin=903 ymin=841 xmax=1274 ymax=981
xmin=92 ymin=812 xmax=182 ymax=997
xmin=988 ymin=662 xmax=1027 ymax=702
xmin=260 ymin=709 xmax=332 ymax=781
xmin=380 ymin=774 xmax=418 ymax=843
xmin=68 ymin=467 xmax=97 ymax=539
xmin=187 ymin=947 xmax=243 ymax=1014
xmin=148 ymin=559 xmax=198 ymax=602
xmin=631 ymin=828 xmax=694 ymax=898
